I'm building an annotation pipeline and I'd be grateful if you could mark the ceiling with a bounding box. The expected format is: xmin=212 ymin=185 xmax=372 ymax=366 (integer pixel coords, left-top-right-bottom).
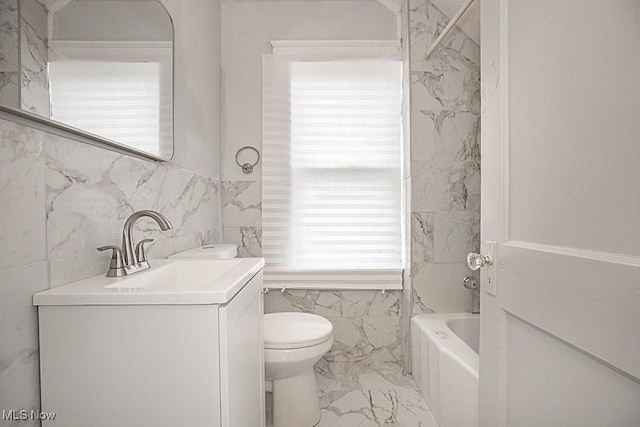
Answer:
xmin=45 ymin=0 xmax=480 ymax=47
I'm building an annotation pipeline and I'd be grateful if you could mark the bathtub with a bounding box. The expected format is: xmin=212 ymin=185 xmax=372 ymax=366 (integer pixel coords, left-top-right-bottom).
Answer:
xmin=411 ymin=313 xmax=479 ymax=427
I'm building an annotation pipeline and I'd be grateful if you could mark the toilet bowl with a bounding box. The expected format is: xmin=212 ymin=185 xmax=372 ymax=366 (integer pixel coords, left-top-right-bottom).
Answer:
xmin=264 ymin=312 xmax=333 ymax=427
xmin=169 ymin=246 xmax=333 ymax=426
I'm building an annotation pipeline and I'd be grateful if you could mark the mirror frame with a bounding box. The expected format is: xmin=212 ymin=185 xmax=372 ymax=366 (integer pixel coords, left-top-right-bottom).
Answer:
xmin=0 ymin=0 xmax=175 ymax=162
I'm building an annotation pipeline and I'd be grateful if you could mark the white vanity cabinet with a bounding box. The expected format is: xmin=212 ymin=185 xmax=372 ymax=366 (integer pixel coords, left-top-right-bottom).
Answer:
xmin=34 ymin=259 xmax=265 ymax=427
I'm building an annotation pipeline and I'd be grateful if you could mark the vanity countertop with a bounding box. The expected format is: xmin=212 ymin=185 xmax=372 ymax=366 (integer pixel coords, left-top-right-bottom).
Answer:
xmin=33 ymin=258 xmax=265 ymax=306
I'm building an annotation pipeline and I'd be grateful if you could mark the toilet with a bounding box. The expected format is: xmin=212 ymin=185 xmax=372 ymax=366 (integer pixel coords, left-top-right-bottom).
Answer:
xmin=264 ymin=312 xmax=333 ymax=427
xmin=169 ymin=245 xmax=333 ymax=426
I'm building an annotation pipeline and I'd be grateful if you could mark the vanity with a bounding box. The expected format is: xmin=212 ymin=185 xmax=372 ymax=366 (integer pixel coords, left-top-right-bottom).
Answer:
xmin=33 ymin=258 xmax=266 ymax=427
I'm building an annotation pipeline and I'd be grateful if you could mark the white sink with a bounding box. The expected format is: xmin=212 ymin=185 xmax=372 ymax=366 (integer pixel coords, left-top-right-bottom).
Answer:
xmin=33 ymin=258 xmax=265 ymax=306
xmin=104 ymin=259 xmax=241 ymax=290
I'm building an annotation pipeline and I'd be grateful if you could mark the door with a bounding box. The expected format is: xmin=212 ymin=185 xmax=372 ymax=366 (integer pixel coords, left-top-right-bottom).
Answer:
xmin=479 ymin=0 xmax=640 ymax=426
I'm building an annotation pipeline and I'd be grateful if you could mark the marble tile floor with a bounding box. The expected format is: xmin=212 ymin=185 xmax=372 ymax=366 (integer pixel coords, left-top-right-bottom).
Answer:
xmin=314 ymin=360 xmax=438 ymax=427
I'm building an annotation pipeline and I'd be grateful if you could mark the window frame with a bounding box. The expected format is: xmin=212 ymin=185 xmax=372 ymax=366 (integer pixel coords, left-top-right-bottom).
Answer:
xmin=262 ymin=40 xmax=406 ymax=291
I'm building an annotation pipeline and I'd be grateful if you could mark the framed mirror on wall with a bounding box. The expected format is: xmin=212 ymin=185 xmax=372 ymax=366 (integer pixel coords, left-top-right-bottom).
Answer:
xmin=0 ymin=0 xmax=174 ymax=161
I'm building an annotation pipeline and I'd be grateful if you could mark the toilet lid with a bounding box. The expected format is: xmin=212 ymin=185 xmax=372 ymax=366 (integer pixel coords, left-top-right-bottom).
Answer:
xmin=264 ymin=313 xmax=333 ymax=349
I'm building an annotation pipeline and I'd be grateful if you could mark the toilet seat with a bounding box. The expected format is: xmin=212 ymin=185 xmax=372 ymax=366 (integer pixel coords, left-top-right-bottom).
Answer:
xmin=264 ymin=313 xmax=333 ymax=349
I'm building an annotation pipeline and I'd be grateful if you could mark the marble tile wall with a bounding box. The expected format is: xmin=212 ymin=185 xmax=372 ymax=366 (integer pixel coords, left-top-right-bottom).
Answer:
xmin=408 ymin=0 xmax=481 ymax=318
xmin=221 ymin=179 xmax=403 ymax=363
xmin=265 ymin=290 xmax=403 ymax=363
xmin=20 ymin=0 xmax=49 ymax=117
xmin=0 ymin=119 xmax=221 ymax=424
xmin=221 ymin=180 xmax=262 ymax=257
xmin=0 ymin=0 xmax=50 ymax=114
xmin=0 ymin=0 xmax=20 ymax=108
xmin=399 ymin=0 xmax=413 ymax=373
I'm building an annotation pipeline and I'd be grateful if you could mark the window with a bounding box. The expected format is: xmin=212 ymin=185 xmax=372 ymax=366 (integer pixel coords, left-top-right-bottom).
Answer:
xmin=262 ymin=43 xmax=403 ymax=289
xmin=49 ymin=44 xmax=172 ymax=156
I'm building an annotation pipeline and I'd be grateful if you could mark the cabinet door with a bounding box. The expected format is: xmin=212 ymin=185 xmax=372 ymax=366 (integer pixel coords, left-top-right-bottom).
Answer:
xmin=39 ymin=305 xmax=221 ymax=427
xmin=219 ymin=271 xmax=265 ymax=427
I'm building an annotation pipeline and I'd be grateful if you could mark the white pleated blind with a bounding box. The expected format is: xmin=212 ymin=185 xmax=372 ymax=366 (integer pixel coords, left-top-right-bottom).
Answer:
xmin=49 ymin=45 xmax=172 ymax=156
xmin=262 ymin=56 xmax=403 ymax=289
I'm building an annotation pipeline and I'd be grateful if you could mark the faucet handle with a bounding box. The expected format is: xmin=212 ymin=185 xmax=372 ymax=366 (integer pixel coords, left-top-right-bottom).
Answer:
xmin=463 ymin=276 xmax=478 ymax=290
xmin=97 ymin=245 xmax=125 ymax=277
xmin=135 ymin=239 xmax=155 ymax=263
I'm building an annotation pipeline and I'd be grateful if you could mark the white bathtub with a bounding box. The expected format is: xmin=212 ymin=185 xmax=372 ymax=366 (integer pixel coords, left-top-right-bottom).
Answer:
xmin=411 ymin=313 xmax=479 ymax=427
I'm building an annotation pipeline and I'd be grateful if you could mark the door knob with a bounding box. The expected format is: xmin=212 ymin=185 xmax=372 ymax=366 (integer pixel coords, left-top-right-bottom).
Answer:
xmin=467 ymin=252 xmax=493 ymax=271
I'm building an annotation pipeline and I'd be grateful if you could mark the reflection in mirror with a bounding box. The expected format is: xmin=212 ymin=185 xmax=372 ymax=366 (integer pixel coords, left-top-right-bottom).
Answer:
xmin=0 ymin=0 xmax=173 ymax=159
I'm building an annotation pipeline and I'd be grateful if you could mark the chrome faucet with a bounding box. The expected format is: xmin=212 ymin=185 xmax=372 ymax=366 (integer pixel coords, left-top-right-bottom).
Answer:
xmin=98 ymin=210 xmax=173 ymax=277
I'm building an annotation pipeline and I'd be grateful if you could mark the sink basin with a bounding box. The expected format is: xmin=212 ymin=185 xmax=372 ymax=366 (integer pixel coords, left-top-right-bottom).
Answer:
xmin=33 ymin=258 xmax=265 ymax=306
xmin=104 ymin=259 xmax=241 ymax=290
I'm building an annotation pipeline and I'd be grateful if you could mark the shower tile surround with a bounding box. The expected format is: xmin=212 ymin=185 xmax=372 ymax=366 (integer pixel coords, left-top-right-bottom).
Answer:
xmin=408 ymin=0 xmax=481 ymax=320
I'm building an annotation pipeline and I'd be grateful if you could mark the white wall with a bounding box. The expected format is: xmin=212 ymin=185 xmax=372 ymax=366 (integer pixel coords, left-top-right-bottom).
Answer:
xmin=161 ymin=0 xmax=222 ymax=179
xmin=54 ymin=1 xmax=172 ymax=41
xmin=221 ymin=0 xmax=396 ymax=180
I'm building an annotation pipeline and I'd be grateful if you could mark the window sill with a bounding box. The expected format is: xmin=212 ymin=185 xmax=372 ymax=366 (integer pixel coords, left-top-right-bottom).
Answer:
xmin=263 ymin=269 xmax=404 ymax=291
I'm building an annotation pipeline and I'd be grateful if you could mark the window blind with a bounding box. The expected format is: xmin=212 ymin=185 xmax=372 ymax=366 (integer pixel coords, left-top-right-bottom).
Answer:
xmin=262 ymin=55 xmax=403 ymax=289
xmin=49 ymin=45 xmax=172 ymax=156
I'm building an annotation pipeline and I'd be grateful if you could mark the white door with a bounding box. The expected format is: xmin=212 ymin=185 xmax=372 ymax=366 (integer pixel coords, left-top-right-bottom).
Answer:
xmin=479 ymin=0 xmax=640 ymax=425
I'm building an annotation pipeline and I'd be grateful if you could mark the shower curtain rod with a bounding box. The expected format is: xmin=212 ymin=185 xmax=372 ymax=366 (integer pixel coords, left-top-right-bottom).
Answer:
xmin=424 ymin=0 xmax=476 ymax=59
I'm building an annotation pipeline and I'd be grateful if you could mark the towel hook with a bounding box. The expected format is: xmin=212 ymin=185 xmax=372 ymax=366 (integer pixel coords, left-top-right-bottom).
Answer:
xmin=235 ymin=146 xmax=261 ymax=174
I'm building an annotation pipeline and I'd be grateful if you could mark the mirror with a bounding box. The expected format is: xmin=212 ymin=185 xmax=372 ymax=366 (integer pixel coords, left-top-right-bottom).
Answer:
xmin=0 ymin=0 xmax=173 ymax=160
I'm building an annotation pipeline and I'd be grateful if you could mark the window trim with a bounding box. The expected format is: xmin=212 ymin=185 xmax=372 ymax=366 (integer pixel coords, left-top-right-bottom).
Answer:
xmin=271 ymin=39 xmax=401 ymax=59
xmin=262 ymin=40 xmax=405 ymax=291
